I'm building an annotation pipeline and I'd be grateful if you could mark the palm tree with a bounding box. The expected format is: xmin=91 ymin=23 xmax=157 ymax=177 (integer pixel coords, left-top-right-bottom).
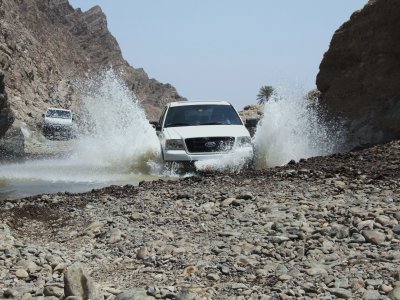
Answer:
xmin=257 ymin=85 xmax=275 ymax=105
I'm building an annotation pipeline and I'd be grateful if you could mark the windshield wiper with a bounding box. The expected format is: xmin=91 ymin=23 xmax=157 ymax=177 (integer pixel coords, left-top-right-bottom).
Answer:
xmin=200 ymin=122 xmax=224 ymax=125
xmin=165 ymin=122 xmax=190 ymax=127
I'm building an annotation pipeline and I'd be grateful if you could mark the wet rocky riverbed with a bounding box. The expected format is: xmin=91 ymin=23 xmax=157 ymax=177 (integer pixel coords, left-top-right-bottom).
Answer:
xmin=0 ymin=140 xmax=399 ymax=299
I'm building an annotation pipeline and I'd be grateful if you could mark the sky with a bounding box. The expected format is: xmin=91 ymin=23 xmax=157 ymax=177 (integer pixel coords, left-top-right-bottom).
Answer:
xmin=69 ymin=0 xmax=369 ymax=109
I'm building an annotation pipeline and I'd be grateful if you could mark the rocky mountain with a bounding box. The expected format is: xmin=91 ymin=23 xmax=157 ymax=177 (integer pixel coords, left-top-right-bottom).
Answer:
xmin=317 ymin=0 xmax=400 ymax=146
xmin=0 ymin=0 xmax=184 ymax=139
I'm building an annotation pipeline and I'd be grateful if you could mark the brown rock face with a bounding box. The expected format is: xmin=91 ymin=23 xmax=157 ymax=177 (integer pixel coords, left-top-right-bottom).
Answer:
xmin=0 ymin=0 xmax=183 ymax=136
xmin=316 ymin=0 xmax=400 ymax=146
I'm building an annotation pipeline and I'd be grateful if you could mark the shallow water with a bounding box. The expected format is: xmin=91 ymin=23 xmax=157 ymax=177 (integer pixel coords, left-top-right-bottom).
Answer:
xmin=0 ymin=159 xmax=165 ymax=200
xmin=0 ymin=178 xmax=127 ymax=200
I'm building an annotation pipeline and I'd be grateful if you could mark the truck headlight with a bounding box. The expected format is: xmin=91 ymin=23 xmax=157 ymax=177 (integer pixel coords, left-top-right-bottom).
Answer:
xmin=237 ymin=136 xmax=252 ymax=147
xmin=165 ymin=139 xmax=185 ymax=150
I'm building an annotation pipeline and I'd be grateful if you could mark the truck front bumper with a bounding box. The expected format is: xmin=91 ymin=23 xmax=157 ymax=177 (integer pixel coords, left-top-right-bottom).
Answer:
xmin=163 ymin=146 xmax=254 ymax=162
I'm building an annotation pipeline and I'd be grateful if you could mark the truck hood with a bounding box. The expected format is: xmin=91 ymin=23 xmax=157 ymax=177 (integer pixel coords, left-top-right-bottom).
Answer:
xmin=44 ymin=117 xmax=72 ymax=126
xmin=163 ymin=125 xmax=250 ymax=140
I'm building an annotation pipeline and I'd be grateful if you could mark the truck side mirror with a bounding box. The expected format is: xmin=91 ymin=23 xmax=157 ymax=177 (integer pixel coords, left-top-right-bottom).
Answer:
xmin=149 ymin=121 xmax=161 ymax=131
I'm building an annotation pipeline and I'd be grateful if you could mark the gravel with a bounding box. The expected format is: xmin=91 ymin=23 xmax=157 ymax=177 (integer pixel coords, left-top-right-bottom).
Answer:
xmin=0 ymin=140 xmax=399 ymax=299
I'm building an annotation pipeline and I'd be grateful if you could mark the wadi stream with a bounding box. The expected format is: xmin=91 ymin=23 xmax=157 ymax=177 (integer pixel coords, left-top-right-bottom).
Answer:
xmin=0 ymin=72 xmax=346 ymax=200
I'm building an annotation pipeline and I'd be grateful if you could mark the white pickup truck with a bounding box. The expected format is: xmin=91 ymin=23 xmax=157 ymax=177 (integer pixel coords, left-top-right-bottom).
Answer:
xmin=153 ymin=101 xmax=253 ymax=164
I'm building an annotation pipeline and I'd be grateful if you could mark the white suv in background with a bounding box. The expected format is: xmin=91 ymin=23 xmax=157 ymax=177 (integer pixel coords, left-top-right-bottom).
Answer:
xmin=42 ymin=108 xmax=74 ymax=139
xmin=154 ymin=101 xmax=253 ymax=163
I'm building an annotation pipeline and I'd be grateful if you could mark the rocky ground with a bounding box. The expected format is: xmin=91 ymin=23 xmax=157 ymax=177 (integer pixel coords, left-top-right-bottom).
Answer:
xmin=0 ymin=140 xmax=399 ymax=300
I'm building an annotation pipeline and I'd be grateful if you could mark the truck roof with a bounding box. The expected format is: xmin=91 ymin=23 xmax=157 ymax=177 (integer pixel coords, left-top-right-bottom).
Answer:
xmin=47 ymin=108 xmax=71 ymax=112
xmin=169 ymin=100 xmax=231 ymax=107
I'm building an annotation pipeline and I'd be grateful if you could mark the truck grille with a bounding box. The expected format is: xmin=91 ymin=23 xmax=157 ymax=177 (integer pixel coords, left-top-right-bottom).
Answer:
xmin=185 ymin=137 xmax=235 ymax=153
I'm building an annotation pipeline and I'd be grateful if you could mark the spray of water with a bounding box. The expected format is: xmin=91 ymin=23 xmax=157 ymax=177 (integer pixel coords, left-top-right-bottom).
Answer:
xmin=0 ymin=70 xmax=164 ymax=192
xmin=71 ymin=69 xmax=161 ymax=174
xmin=194 ymin=148 xmax=252 ymax=172
xmin=253 ymin=87 xmax=346 ymax=167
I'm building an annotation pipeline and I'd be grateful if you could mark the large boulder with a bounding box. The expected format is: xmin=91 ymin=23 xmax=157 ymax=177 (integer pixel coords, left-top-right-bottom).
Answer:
xmin=64 ymin=263 xmax=101 ymax=300
xmin=0 ymin=124 xmax=25 ymax=158
xmin=316 ymin=0 xmax=400 ymax=146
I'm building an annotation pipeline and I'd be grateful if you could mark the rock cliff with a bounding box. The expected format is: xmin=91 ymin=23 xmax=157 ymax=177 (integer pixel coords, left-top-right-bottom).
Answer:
xmin=317 ymin=0 xmax=400 ymax=146
xmin=0 ymin=0 xmax=183 ymax=138
xmin=0 ymin=71 xmax=14 ymax=137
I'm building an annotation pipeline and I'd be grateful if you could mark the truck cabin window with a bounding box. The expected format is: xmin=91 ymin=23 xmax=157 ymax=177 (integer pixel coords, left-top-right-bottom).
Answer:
xmin=164 ymin=105 xmax=242 ymax=128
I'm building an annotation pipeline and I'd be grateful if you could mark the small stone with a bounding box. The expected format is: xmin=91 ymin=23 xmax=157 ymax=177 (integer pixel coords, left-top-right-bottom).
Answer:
xmin=237 ymin=192 xmax=253 ymax=200
xmin=221 ymin=198 xmax=235 ymax=207
xmin=305 ymin=266 xmax=327 ymax=276
xmin=256 ymin=269 xmax=270 ymax=277
xmin=335 ymin=277 xmax=350 ymax=289
xmin=375 ymin=215 xmax=393 ymax=226
xmin=115 ymin=289 xmax=150 ymax=300
xmin=3 ymin=289 xmax=18 ymax=298
xmin=219 ymin=265 xmax=230 ymax=275
xmin=54 ymin=262 xmax=65 ymax=273
xmin=232 ymin=283 xmax=248 ymax=289
xmin=381 ymin=284 xmax=393 ymax=293
xmin=176 ymin=290 xmax=198 ymax=300
xmin=352 ymin=279 xmax=365 ymax=291
xmin=331 ymin=224 xmax=350 ymax=239
xmin=136 ymin=247 xmax=149 ymax=260
xmin=324 ymin=275 xmax=335 ymax=285
xmin=218 ymin=230 xmax=240 ymax=237
xmin=389 ymin=287 xmax=400 ymax=300
xmin=15 ymin=269 xmax=29 ymax=279
xmin=362 ymin=230 xmax=386 ymax=245
xmin=327 ymin=288 xmax=352 ymax=299
xmin=279 ymin=274 xmax=292 ymax=281
xmin=358 ymin=220 xmax=375 ymax=230
xmin=46 ymin=255 xmax=64 ymax=269
xmin=393 ymin=225 xmax=400 ymax=235
xmin=44 ymin=285 xmax=64 ymax=298
xmin=366 ymin=279 xmax=383 ymax=286
xmin=21 ymin=293 xmax=33 ymax=300
xmin=108 ymin=228 xmax=122 ymax=244
xmin=351 ymin=233 xmax=366 ymax=243
xmin=334 ymin=180 xmax=346 ymax=188
xmin=207 ymin=273 xmax=220 ymax=281
xmin=362 ymin=289 xmax=382 ymax=300
xmin=17 ymin=260 xmax=40 ymax=274
xmin=275 ymin=264 xmax=288 ymax=276
xmin=130 ymin=213 xmax=145 ymax=221
xmin=182 ymin=266 xmax=198 ymax=276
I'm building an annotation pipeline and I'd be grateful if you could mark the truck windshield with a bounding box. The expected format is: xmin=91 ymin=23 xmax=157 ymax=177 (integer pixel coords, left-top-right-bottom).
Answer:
xmin=46 ymin=110 xmax=71 ymax=119
xmin=164 ymin=105 xmax=242 ymax=128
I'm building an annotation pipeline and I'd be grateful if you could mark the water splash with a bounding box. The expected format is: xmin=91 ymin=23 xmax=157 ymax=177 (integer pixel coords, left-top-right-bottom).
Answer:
xmin=0 ymin=70 xmax=165 ymax=199
xmin=194 ymin=148 xmax=252 ymax=172
xmin=71 ymin=69 xmax=161 ymax=174
xmin=253 ymin=87 xmax=345 ymax=167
